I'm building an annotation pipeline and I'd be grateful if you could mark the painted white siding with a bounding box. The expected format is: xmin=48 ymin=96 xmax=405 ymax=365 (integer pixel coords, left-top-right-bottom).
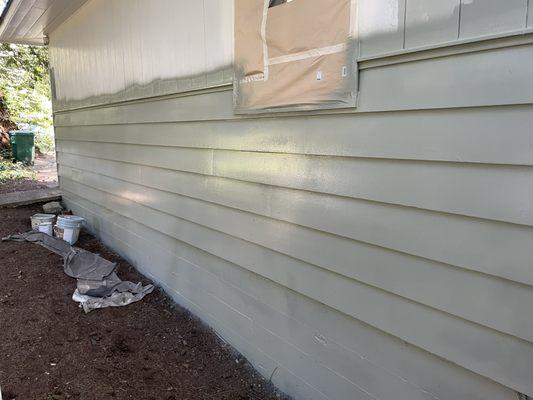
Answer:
xmin=48 ymin=0 xmax=233 ymax=105
xmin=49 ymin=1 xmax=533 ymax=399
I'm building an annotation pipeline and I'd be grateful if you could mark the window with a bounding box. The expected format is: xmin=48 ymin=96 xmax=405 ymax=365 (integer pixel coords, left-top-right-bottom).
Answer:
xmin=235 ymin=0 xmax=357 ymax=113
xmin=269 ymin=0 xmax=290 ymax=8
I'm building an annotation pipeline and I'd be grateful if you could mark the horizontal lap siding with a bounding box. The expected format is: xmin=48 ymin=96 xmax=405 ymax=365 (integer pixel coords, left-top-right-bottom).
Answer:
xmin=53 ymin=43 xmax=533 ymax=126
xmin=55 ymin=159 xmax=533 ymax=334
xmin=56 ymin=163 xmax=533 ymax=352
xmin=55 ymin=144 xmax=533 ymax=287
xmin=54 ymin=141 xmax=533 ymax=225
xmin=359 ymin=0 xmax=530 ymax=58
xmin=54 ymin=105 xmax=533 ymax=165
xmin=61 ymin=191 xmax=517 ymax=400
xmin=54 ymin=43 xmax=533 ymax=399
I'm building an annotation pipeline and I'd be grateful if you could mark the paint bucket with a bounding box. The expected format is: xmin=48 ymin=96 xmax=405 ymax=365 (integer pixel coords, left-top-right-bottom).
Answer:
xmin=38 ymin=221 xmax=53 ymax=236
xmin=56 ymin=215 xmax=84 ymax=245
xmin=30 ymin=214 xmax=56 ymax=230
xmin=53 ymin=225 xmax=64 ymax=240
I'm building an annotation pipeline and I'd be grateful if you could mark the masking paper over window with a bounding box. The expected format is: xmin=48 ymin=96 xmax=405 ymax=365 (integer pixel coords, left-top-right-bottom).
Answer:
xmin=234 ymin=0 xmax=358 ymax=113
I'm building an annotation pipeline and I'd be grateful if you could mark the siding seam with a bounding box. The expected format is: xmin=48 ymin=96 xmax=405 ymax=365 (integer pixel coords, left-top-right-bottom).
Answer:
xmin=57 ymin=166 xmax=533 ymax=292
xmin=527 ymin=0 xmax=531 ymax=28
xmin=65 ymin=194 xmax=334 ymax=400
xmin=59 ymin=182 xmax=533 ymax=395
xmin=59 ymin=183 xmax=533 ymax=368
xmin=457 ymin=0 xmax=463 ymax=40
xmin=402 ymin=0 xmax=408 ymax=50
xmin=51 ymin=39 xmax=533 ymax=115
xmin=55 ymin=138 xmax=533 ymax=167
xmin=58 ymin=175 xmax=533 ymax=330
xmin=66 ymin=192 xmax=521 ymax=400
xmin=56 ymin=149 xmax=533 ymax=228
xmin=53 ymin=102 xmax=533 ymax=126
xmin=62 ymin=193 xmax=442 ymax=400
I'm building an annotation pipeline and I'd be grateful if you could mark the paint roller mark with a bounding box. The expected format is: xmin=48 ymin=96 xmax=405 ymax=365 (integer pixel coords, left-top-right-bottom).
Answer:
xmin=314 ymin=333 xmax=327 ymax=346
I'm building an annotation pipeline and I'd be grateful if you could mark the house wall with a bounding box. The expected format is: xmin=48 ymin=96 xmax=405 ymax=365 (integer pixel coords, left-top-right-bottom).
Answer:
xmin=49 ymin=1 xmax=533 ymax=399
xmin=49 ymin=0 xmax=233 ymax=109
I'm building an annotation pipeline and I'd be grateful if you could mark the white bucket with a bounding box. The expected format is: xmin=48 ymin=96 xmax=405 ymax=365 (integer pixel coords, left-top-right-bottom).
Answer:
xmin=38 ymin=221 xmax=53 ymax=236
xmin=56 ymin=215 xmax=85 ymax=245
xmin=30 ymin=214 xmax=56 ymax=230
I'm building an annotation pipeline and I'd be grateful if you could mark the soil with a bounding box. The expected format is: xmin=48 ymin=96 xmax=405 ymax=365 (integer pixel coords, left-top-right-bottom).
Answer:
xmin=0 ymin=154 xmax=59 ymax=195
xmin=0 ymin=204 xmax=288 ymax=400
xmin=0 ymin=180 xmax=50 ymax=195
xmin=34 ymin=154 xmax=58 ymax=185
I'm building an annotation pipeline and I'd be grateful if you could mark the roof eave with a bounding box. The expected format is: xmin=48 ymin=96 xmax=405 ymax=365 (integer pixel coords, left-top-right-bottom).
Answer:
xmin=0 ymin=0 xmax=13 ymax=22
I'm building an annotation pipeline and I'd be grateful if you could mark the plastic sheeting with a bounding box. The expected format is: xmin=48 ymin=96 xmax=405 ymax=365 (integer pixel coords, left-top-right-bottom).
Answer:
xmin=2 ymin=231 xmax=154 ymax=313
xmin=234 ymin=0 xmax=358 ymax=113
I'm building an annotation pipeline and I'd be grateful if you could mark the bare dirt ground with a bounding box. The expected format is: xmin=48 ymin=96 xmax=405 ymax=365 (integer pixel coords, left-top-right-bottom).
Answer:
xmin=0 ymin=204 xmax=287 ymax=400
xmin=0 ymin=179 xmax=49 ymax=194
xmin=34 ymin=154 xmax=58 ymax=184
xmin=0 ymin=154 xmax=58 ymax=195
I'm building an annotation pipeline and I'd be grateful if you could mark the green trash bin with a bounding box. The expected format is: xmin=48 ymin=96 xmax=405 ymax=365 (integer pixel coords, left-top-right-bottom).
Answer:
xmin=10 ymin=130 xmax=35 ymax=165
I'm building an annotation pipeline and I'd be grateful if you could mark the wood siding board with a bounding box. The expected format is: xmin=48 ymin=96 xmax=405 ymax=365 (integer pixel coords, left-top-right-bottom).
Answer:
xmin=57 ymin=164 xmax=533 ymax=343
xmin=53 ymin=89 xmax=235 ymax=126
xmin=52 ymin=44 xmax=533 ymax=123
xmin=55 ymin=145 xmax=533 ymax=227
xmin=66 ymin=197 xmax=333 ymax=400
xmin=211 ymin=150 xmax=533 ymax=226
xmin=47 ymin=0 xmax=232 ymax=106
xmin=59 ymin=195 xmax=398 ymax=400
xmin=54 ymin=105 xmax=533 ymax=166
xmin=405 ymin=0 xmax=461 ymax=49
xmin=529 ymin=0 xmax=533 ymax=27
xmin=56 ymin=147 xmax=533 ymax=288
xmin=55 ymin=141 xmax=214 ymax=176
xmin=49 ymin=3 xmax=533 ymax=398
xmin=358 ymin=0 xmax=407 ymax=57
xmin=358 ymin=44 xmax=533 ymax=111
xmin=59 ymin=181 xmax=533 ymax=396
xmin=459 ymin=0 xmax=529 ymax=39
xmin=62 ymin=193 xmax=519 ymax=400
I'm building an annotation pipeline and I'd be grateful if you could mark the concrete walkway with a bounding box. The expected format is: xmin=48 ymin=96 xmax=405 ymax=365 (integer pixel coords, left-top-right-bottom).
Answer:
xmin=0 ymin=187 xmax=61 ymax=208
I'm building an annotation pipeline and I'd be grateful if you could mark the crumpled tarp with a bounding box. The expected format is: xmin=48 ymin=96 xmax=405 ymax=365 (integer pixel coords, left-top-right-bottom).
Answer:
xmin=2 ymin=231 xmax=154 ymax=313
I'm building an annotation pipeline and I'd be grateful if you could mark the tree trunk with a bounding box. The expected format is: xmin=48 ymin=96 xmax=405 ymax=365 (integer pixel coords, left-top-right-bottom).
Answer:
xmin=0 ymin=94 xmax=16 ymax=151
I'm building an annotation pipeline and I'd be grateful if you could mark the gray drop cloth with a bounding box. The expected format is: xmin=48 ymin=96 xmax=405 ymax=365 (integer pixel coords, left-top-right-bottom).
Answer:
xmin=2 ymin=231 xmax=154 ymax=313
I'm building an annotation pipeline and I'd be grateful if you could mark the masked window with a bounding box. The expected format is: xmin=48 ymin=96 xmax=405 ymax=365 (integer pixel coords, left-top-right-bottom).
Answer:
xmin=234 ymin=0 xmax=358 ymax=113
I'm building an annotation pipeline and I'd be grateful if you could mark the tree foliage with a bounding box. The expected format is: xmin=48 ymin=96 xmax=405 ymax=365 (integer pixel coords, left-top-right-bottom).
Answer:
xmin=0 ymin=43 xmax=52 ymax=130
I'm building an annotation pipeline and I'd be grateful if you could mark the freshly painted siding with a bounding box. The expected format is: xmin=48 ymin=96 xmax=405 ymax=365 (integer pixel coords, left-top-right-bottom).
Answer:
xmin=49 ymin=1 xmax=533 ymax=399
xmin=459 ymin=0 xmax=528 ymax=39
xmin=359 ymin=0 xmax=532 ymax=57
xmin=55 ymin=192 xmax=520 ymax=400
xmin=529 ymin=0 xmax=533 ymax=27
xmin=358 ymin=0 xmax=406 ymax=57
xmin=404 ymin=0 xmax=460 ymax=48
